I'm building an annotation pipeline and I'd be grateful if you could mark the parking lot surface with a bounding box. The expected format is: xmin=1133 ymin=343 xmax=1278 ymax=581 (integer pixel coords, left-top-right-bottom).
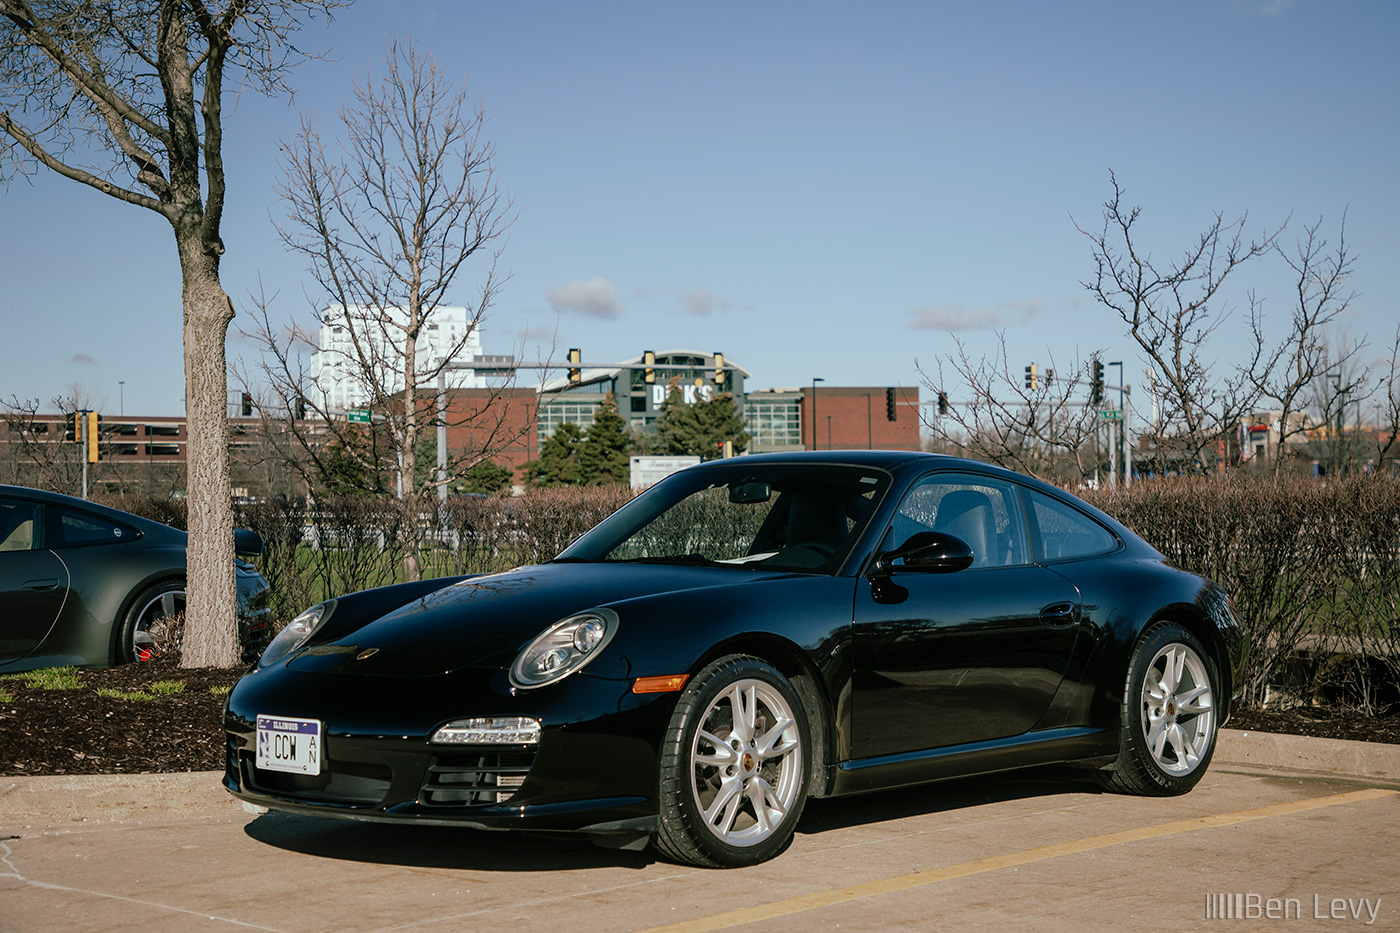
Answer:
xmin=3 ymin=740 xmax=1399 ymax=932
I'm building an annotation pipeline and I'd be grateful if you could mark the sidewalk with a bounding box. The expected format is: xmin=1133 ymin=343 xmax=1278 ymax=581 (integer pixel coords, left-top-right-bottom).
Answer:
xmin=4 ymin=729 xmax=1398 ymax=829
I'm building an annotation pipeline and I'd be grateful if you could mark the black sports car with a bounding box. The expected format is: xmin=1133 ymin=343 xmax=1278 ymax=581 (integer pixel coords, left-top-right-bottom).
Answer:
xmin=0 ymin=485 xmax=272 ymax=671
xmin=223 ymin=451 xmax=1244 ymax=867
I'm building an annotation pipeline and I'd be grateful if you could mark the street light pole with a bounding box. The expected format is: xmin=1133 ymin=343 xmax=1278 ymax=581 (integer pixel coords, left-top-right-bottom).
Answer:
xmin=118 ymin=381 xmax=125 ymax=417
xmin=811 ymin=377 xmax=825 ymax=451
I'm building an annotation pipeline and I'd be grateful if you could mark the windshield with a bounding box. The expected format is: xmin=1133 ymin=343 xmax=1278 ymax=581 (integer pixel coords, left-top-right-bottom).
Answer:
xmin=559 ymin=463 xmax=892 ymax=574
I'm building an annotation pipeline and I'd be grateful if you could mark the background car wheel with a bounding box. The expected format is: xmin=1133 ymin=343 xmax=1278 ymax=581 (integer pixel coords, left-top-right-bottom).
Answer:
xmin=654 ymin=656 xmax=810 ymax=867
xmin=1099 ymin=622 xmax=1219 ymax=796
xmin=118 ymin=580 xmax=185 ymax=664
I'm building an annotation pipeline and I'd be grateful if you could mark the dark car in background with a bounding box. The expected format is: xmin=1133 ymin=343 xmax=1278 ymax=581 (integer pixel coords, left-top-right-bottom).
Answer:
xmin=224 ymin=451 xmax=1245 ymax=867
xmin=0 ymin=485 xmax=271 ymax=671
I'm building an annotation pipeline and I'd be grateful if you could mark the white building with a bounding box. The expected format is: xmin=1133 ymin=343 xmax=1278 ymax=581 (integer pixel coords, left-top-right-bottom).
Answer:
xmin=308 ymin=305 xmax=486 ymax=410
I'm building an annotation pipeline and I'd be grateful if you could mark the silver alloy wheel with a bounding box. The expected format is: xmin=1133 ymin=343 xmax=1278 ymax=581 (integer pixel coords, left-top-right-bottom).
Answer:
xmin=689 ymin=678 xmax=804 ymax=847
xmin=130 ymin=587 xmax=185 ymax=661
xmin=1140 ymin=642 xmax=1215 ymax=776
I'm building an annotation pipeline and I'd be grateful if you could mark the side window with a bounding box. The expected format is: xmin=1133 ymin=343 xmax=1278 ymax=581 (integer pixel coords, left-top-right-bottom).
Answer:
xmin=0 ymin=498 xmax=40 ymax=552
xmin=53 ymin=508 xmax=133 ymax=548
xmin=1027 ymin=490 xmax=1117 ymax=561
xmin=889 ymin=473 xmax=1028 ymax=568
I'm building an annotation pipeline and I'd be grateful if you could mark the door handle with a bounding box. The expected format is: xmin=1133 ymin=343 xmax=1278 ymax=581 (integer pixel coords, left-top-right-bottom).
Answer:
xmin=22 ymin=578 xmax=60 ymax=591
xmin=1039 ymin=601 xmax=1079 ymax=626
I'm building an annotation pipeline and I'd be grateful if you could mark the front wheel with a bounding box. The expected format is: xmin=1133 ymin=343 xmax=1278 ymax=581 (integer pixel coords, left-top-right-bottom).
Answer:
xmin=117 ymin=580 xmax=185 ymax=664
xmin=1099 ymin=622 xmax=1219 ymax=796
xmin=654 ymin=656 xmax=810 ymax=867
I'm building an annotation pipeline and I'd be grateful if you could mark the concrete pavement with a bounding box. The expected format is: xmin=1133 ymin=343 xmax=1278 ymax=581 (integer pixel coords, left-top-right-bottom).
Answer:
xmin=3 ymin=730 xmax=1398 ymax=932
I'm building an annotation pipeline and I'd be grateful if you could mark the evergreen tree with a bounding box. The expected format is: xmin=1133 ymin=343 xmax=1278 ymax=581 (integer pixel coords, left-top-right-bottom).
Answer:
xmin=578 ymin=395 xmax=633 ymax=485
xmin=522 ymin=422 xmax=584 ymax=487
xmin=654 ymin=384 xmax=751 ymax=460
xmin=458 ymin=459 xmax=515 ymax=494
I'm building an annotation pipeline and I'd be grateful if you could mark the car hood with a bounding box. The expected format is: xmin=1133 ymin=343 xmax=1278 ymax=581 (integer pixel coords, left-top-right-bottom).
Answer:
xmin=285 ymin=561 xmax=796 ymax=677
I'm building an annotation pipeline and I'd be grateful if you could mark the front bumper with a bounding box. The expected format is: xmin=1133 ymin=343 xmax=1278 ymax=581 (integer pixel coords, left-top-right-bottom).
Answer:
xmin=222 ymin=664 xmax=673 ymax=835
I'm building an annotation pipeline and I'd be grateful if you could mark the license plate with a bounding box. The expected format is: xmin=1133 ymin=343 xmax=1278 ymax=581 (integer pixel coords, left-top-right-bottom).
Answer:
xmin=256 ymin=715 xmax=322 ymax=775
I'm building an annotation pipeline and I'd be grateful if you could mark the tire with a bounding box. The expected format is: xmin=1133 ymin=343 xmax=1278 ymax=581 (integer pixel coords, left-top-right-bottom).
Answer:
xmin=654 ymin=656 xmax=810 ymax=867
xmin=117 ymin=580 xmax=185 ymax=664
xmin=1098 ymin=622 xmax=1220 ymax=796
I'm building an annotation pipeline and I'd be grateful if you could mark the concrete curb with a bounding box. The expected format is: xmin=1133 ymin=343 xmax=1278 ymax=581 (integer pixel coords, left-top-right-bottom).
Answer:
xmin=0 ymin=770 xmax=240 ymax=829
xmin=1215 ymin=728 xmax=1400 ymax=783
xmin=3 ymin=731 xmax=1396 ymax=829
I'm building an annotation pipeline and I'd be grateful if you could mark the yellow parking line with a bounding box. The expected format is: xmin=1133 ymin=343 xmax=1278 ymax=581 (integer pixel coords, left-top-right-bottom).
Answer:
xmin=642 ymin=788 xmax=1398 ymax=933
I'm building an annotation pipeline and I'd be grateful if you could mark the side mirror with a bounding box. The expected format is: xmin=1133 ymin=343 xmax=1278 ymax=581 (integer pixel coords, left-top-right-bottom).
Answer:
xmin=233 ymin=528 xmax=265 ymax=558
xmin=874 ymin=531 xmax=973 ymax=574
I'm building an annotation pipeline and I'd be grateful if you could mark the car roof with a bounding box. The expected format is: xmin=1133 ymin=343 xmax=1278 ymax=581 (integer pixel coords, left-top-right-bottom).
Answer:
xmin=0 ymin=483 xmax=184 ymax=539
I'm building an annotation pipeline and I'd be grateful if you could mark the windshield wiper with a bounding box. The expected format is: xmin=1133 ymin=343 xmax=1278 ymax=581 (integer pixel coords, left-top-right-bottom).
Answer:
xmin=615 ymin=554 xmax=727 ymax=567
xmin=550 ymin=556 xmax=593 ymax=564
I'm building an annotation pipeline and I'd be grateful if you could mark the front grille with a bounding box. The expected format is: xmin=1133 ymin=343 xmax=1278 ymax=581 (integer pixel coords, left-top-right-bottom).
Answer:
xmin=420 ymin=750 xmax=536 ymax=807
xmin=243 ymin=756 xmax=392 ymax=805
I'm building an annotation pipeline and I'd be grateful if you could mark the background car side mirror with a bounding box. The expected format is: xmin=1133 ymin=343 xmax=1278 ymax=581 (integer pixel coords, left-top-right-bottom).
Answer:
xmin=874 ymin=531 xmax=974 ymax=574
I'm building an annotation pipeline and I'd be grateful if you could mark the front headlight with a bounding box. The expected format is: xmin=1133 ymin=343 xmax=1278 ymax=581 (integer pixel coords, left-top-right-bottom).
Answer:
xmin=509 ymin=608 xmax=619 ymax=689
xmin=259 ymin=600 xmax=335 ymax=668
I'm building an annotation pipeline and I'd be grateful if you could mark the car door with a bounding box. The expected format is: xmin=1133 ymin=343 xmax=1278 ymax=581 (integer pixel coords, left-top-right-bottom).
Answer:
xmin=851 ymin=472 xmax=1082 ymax=759
xmin=0 ymin=497 xmax=69 ymax=667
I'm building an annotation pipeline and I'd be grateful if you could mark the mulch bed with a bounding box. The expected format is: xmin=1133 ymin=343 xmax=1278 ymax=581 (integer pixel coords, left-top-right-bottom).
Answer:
xmin=1 ymin=661 xmax=1397 ymax=777
xmin=0 ymin=660 xmax=242 ymax=776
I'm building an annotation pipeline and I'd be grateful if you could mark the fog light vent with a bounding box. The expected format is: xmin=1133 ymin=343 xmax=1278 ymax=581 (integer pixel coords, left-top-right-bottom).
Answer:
xmin=431 ymin=717 xmax=540 ymax=745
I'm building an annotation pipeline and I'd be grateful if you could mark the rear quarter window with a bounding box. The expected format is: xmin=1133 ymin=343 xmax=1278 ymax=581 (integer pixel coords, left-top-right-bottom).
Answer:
xmin=52 ymin=508 xmax=136 ymax=548
xmin=1028 ymin=490 xmax=1117 ymax=561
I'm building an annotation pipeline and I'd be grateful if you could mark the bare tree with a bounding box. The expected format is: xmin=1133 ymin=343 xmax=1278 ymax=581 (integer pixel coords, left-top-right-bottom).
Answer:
xmin=917 ymin=333 xmax=1106 ymax=484
xmin=245 ymin=39 xmax=516 ymax=582
xmin=1246 ymin=215 xmax=1362 ymax=472
xmin=0 ymin=1 xmax=343 ymax=667
xmin=1372 ymin=326 xmax=1400 ymax=471
xmin=1076 ymin=172 xmax=1284 ymax=472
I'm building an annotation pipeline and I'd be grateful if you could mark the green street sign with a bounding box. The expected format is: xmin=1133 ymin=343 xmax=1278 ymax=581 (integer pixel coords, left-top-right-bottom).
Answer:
xmin=347 ymin=408 xmax=372 ymax=424
xmin=1098 ymin=409 xmax=1123 ymax=421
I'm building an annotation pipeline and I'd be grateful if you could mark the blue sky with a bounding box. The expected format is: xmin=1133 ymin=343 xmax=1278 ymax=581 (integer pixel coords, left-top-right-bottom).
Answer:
xmin=2 ymin=0 xmax=1396 ymax=417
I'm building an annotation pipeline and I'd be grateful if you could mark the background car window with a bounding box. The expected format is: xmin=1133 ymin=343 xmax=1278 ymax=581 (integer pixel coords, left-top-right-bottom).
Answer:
xmin=53 ymin=508 xmax=132 ymax=548
xmin=0 ymin=499 xmax=40 ymax=552
xmin=889 ymin=474 xmax=1028 ymax=568
xmin=1028 ymin=490 xmax=1117 ymax=560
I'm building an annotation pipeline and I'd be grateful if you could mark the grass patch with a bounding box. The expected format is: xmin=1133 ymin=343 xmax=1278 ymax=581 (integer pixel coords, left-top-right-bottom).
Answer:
xmin=209 ymin=685 xmax=231 ymax=696
xmin=0 ymin=687 xmax=13 ymax=703
xmin=2 ymin=666 xmax=82 ymax=690
xmin=95 ymin=687 xmax=155 ymax=701
xmin=149 ymin=680 xmax=186 ymax=696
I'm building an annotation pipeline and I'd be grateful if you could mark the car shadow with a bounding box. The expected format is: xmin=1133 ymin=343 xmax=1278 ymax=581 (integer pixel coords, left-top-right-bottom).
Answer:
xmin=242 ymin=765 xmax=1104 ymax=871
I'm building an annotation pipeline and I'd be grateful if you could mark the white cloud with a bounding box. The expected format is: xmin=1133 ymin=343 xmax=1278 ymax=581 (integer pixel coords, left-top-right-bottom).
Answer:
xmin=678 ymin=286 xmax=732 ymax=317
xmin=906 ymin=305 xmax=1004 ymax=331
xmin=545 ymin=277 xmax=623 ymax=319
xmin=71 ymin=353 xmax=98 ymax=365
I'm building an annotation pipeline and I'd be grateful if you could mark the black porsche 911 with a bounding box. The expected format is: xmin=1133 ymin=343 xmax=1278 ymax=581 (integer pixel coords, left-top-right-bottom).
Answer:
xmin=223 ymin=451 xmax=1245 ymax=867
xmin=0 ymin=485 xmax=272 ymax=671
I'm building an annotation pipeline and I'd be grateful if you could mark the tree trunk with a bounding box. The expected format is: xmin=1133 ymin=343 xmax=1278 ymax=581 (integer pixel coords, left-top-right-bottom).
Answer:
xmin=177 ymin=238 xmax=239 ymax=669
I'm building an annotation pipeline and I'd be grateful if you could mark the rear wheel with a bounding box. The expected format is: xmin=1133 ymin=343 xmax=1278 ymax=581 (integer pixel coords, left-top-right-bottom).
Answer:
xmin=654 ymin=656 xmax=810 ymax=867
xmin=1099 ymin=622 xmax=1219 ymax=796
xmin=117 ymin=580 xmax=185 ymax=664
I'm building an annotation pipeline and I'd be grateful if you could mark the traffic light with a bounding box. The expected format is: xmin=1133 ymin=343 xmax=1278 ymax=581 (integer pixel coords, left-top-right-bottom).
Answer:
xmin=567 ymin=348 xmax=581 ymax=386
xmin=1024 ymin=364 xmax=1038 ymax=391
xmin=241 ymin=392 xmax=252 ymax=417
xmin=1091 ymin=359 xmax=1104 ymax=405
xmin=885 ymin=387 xmax=897 ymax=421
xmin=643 ymin=350 xmax=655 ymax=384
xmin=86 ymin=411 xmax=100 ymax=463
xmin=937 ymin=392 xmax=948 ymax=415
xmin=713 ymin=352 xmax=725 ymax=387
xmin=295 ymin=396 xmax=307 ymax=420
xmin=69 ymin=411 xmax=82 ymax=442
xmin=1045 ymin=369 xmax=1055 ymax=386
